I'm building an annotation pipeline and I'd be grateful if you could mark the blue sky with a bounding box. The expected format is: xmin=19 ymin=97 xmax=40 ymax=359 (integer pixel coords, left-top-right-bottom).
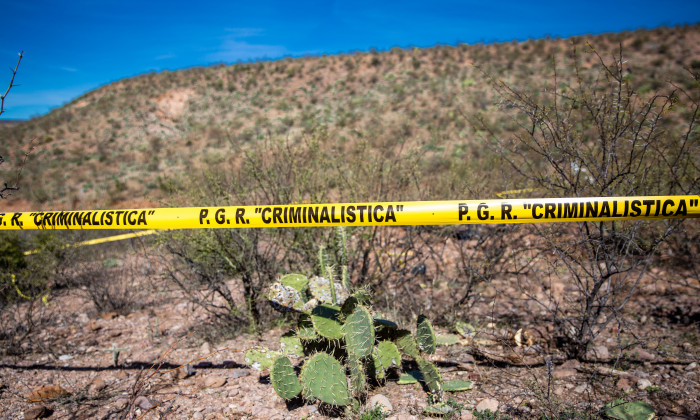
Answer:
xmin=1 ymin=0 xmax=699 ymax=120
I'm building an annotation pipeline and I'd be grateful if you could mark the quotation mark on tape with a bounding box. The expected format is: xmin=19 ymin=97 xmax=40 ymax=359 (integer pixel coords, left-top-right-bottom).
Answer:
xmin=691 ymin=199 xmax=699 ymax=207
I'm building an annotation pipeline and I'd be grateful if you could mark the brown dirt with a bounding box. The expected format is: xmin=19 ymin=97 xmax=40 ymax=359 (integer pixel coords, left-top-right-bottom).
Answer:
xmin=1 ymin=242 xmax=698 ymax=420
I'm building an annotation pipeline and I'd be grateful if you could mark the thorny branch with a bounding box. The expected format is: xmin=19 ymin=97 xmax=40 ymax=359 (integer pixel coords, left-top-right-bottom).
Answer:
xmin=0 ymin=51 xmax=23 ymax=117
xmin=1 ymin=51 xmax=34 ymax=199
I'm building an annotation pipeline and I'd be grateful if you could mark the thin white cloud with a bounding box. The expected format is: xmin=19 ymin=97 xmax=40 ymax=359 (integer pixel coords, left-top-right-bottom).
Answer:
xmin=208 ymin=39 xmax=287 ymax=62
xmin=155 ymin=53 xmax=176 ymax=60
xmin=59 ymin=66 xmax=78 ymax=72
xmin=223 ymin=28 xmax=265 ymax=38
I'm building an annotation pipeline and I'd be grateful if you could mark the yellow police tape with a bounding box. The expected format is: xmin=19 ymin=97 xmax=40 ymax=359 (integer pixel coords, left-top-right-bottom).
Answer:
xmin=1 ymin=196 xmax=698 ymax=231
xmin=23 ymin=229 xmax=159 ymax=255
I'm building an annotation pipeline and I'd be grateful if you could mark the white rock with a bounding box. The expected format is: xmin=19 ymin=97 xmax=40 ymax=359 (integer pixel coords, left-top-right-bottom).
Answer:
xmin=475 ymin=398 xmax=499 ymax=413
xmin=636 ymin=378 xmax=652 ymax=390
xmin=369 ymin=394 xmax=393 ymax=414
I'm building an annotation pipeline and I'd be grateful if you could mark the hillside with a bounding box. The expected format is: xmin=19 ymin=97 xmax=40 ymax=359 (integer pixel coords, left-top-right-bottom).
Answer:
xmin=1 ymin=25 xmax=699 ymax=211
xmin=1 ymin=25 xmax=699 ymax=419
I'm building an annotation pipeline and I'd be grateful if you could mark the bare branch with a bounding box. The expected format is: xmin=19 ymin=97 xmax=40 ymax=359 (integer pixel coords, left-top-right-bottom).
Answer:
xmin=0 ymin=51 xmax=23 ymax=117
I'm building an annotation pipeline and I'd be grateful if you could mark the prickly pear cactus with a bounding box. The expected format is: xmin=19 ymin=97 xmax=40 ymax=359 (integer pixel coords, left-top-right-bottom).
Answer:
xmin=347 ymin=357 xmax=367 ymax=397
xmin=342 ymin=306 xmax=375 ymax=359
xmin=376 ymin=340 xmax=401 ymax=370
xmin=416 ymin=315 xmax=437 ymax=354
xmin=604 ymin=400 xmax=655 ymax=420
xmin=300 ymin=353 xmax=350 ymax=405
xmin=417 ymin=356 xmax=442 ymax=396
xmin=267 ymin=283 xmax=304 ymax=312
xmin=443 ymin=380 xmax=474 ymax=392
xmin=309 ymin=276 xmax=349 ymax=305
xmin=244 ymin=346 xmax=282 ymax=371
xmin=280 ymin=331 xmax=305 ymax=357
xmin=270 ymin=356 xmax=302 ymax=399
xmin=311 ymin=304 xmax=343 ymax=340
xmin=246 ymin=229 xmax=475 ymax=409
xmin=394 ymin=329 xmax=420 ymax=359
xmin=279 ymin=273 xmax=309 ymax=294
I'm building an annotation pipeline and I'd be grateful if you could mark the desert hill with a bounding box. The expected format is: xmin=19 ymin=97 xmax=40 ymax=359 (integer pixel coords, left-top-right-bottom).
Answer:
xmin=1 ymin=25 xmax=698 ymax=211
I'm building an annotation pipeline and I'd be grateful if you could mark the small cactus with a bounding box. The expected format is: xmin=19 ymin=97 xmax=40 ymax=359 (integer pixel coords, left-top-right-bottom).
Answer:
xmin=244 ymin=228 xmax=474 ymax=408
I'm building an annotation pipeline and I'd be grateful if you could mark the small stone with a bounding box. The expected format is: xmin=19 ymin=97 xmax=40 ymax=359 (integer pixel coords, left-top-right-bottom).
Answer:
xmin=193 ymin=412 xmax=204 ymax=420
xmin=387 ymin=416 xmax=418 ymax=420
xmin=27 ymin=385 xmax=70 ymax=402
xmin=369 ymin=394 xmax=393 ymax=414
xmin=229 ymin=368 xmax=250 ymax=379
xmin=460 ymin=411 xmax=475 ymax=420
xmin=560 ymin=359 xmax=581 ymax=370
xmin=587 ymin=345 xmax=610 ymax=361
xmin=100 ymin=312 xmax=118 ymax=320
xmin=134 ymin=395 xmax=155 ymax=410
xmin=87 ymin=320 xmax=101 ymax=331
xmin=475 ymin=398 xmax=499 ymax=413
xmin=573 ymin=383 xmax=589 ymax=393
xmin=58 ymin=355 xmax=73 ymax=361
xmin=114 ymin=397 xmax=129 ymax=409
xmin=685 ymin=362 xmax=697 ymax=371
xmin=552 ymin=368 xmax=577 ymax=379
xmin=202 ymin=375 xmax=227 ymax=388
xmin=88 ymin=378 xmax=107 ymax=395
xmin=633 ymin=348 xmax=656 ymax=362
xmin=201 ymin=342 xmax=212 ymax=356
xmin=636 ymin=378 xmax=652 ymax=390
xmin=24 ymin=406 xmax=52 ymax=419
xmin=616 ymin=378 xmax=632 ymax=391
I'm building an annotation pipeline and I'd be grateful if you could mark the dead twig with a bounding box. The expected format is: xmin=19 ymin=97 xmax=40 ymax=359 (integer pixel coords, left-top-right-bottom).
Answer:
xmin=0 ymin=51 xmax=22 ymax=117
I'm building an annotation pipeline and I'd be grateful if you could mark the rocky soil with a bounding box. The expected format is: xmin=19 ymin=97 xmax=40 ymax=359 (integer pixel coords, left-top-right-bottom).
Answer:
xmin=1 ymin=250 xmax=698 ymax=420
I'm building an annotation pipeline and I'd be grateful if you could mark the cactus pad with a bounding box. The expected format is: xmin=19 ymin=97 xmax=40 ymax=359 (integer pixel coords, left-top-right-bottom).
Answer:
xmin=370 ymin=350 xmax=386 ymax=380
xmin=417 ymin=356 xmax=442 ymax=396
xmin=376 ymin=340 xmax=401 ymax=370
xmin=443 ymin=380 xmax=474 ymax=392
xmin=416 ymin=315 xmax=437 ymax=354
xmin=267 ymin=283 xmax=304 ymax=312
xmin=423 ymin=403 xmax=454 ymax=416
xmin=279 ymin=273 xmax=309 ymax=294
xmin=398 ymin=370 xmax=423 ymax=385
xmin=309 ymin=276 xmax=349 ymax=305
xmin=311 ymin=304 xmax=343 ymax=340
xmin=436 ymin=334 xmax=460 ymax=346
xmin=603 ymin=400 xmax=655 ymax=420
xmin=347 ymin=357 xmax=367 ymax=397
xmin=280 ymin=331 xmax=305 ymax=357
xmin=394 ymin=329 xmax=420 ymax=359
xmin=300 ymin=353 xmax=350 ymax=405
xmin=244 ymin=346 xmax=282 ymax=371
xmin=296 ymin=314 xmax=319 ymax=341
xmin=343 ymin=306 xmax=375 ymax=359
xmin=270 ymin=356 xmax=302 ymax=399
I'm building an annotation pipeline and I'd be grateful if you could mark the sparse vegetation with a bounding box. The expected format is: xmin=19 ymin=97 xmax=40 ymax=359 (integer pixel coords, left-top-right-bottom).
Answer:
xmin=0 ymin=26 xmax=698 ymax=418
